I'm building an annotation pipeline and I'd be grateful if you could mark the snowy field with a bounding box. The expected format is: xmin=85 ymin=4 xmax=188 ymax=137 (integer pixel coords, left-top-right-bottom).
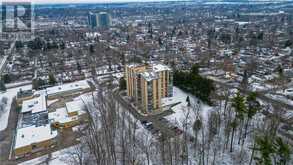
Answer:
xmin=0 ymin=84 xmax=32 ymax=131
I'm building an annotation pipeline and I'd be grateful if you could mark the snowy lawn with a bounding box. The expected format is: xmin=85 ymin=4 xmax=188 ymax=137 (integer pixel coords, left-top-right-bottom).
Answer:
xmin=162 ymin=87 xmax=214 ymax=135
xmin=0 ymin=84 xmax=32 ymax=131
xmin=18 ymin=145 xmax=84 ymax=165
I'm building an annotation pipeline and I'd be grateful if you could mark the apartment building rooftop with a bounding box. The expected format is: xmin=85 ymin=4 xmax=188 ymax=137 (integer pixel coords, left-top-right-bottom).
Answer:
xmin=140 ymin=71 xmax=159 ymax=81
xmin=152 ymin=63 xmax=171 ymax=72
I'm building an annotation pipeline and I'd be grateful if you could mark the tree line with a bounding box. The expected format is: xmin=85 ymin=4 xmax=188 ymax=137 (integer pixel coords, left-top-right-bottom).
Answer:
xmin=173 ymin=64 xmax=215 ymax=105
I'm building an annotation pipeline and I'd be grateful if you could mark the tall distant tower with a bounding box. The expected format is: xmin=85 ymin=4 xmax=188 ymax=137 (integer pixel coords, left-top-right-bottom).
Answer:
xmin=97 ymin=12 xmax=112 ymax=28
xmin=88 ymin=12 xmax=98 ymax=28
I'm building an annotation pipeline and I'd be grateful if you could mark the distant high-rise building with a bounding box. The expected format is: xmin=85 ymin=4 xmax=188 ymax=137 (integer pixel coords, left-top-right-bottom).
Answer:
xmin=97 ymin=12 xmax=112 ymax=28
xmin=88 ymin=12 xmax=98 ymax=28
xmin=88 ymin=12 xmax=112 ymax=28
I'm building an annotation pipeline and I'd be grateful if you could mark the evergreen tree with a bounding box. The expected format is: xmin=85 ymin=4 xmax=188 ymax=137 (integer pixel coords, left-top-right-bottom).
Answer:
xmin=254 ymin=135 xmax=275 ymax=165
xmin=32 ymin=79 xmax=39 ymax=90
xmin=254 ymin=135 xmax=291 ymax=165
xmin=173 ymin=67 xmax=214 ymax=105
xmin=232 ymin=92 xmax=246 ymax=121
xmin=243 ymin=92 xmax=260 ymax=145
xmin=277 ymin=65 xmax=283 ymax=77
xmin=15 ymin=41 xmax=23 ymax=49
xmin=186 ymin=96 xmax=191 ymax=107
xmin=119 ymin=78 xmax=127 ymax=91
xmin=191 ymin=64 xmax=199 ymax=76
xmin=89 ymin=44 xmax=95 ymax=53
xmin=0 ymin=79 xmax=6 ymax=91
xmin=48 ymin=73 xmax=57 ymax=85
xmin=77 ymin=62 xmax=82 ymax=73
xmin=2 ymin=74 xmax=11 ymax=83
xmin=275 ymin=137 xmax=291 ymax=165
xmin=158 ymin=37 xmax=163 ymax=46
xmin=230 ymin=92 xmax=246 ymax=150
xmin=32 ymin=78 xmax=45 ymax=90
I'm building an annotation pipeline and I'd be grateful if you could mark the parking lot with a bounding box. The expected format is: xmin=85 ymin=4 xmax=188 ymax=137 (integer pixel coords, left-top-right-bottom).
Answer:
xmin=113 ymin=89 xmax=185 ymax=141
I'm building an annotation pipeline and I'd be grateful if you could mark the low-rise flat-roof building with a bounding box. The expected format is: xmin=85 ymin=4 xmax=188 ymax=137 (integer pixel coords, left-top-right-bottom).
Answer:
xmin=15 ymin=91 xmax=55 ymax=157
xmin=46 ymin=80 xmax=91 ymax=99
xmin=14 ymin=124 xmax=57 ymax=157
xmin=65 ymin=99 xmax=86 ymax=117
xmin=49 ymin=108 xmax=79 ymax=128
xmin=21 ymin=94 xmax=47 ymax=114
xmin=49 ymin=99 xmax=88 ymax=129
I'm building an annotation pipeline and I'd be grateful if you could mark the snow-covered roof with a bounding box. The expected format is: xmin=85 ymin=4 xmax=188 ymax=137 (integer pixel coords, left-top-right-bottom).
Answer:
xmin=126 ymin=63 xmax=145 ymax=68
xmin=152 ymin=63 xmax=171 ymax=72
xmin=279 ymin=88 xmax=293 ymax=97
xmin=46 ymin=80 xmax=90 ymax=96
xmin=49 ymin=108 xmax=78 ymax=124
xmin=140 ymin=71 xmax=159 ymax=82
xmin=65 ymin=99 xmax=86 ymax=114
xmin=21 ymin=94 xmax=46 ymax=114
xmin=14 ymin=124 xmax=58 ymax=149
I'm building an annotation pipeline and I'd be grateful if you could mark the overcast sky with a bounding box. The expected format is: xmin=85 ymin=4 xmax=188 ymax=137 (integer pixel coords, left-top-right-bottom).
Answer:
xmin=3 ymin=0 xmax=186 ymax=4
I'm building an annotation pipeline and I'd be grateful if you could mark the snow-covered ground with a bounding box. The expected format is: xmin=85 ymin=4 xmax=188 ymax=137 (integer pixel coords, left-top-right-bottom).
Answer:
xmin=0 ymin=84 xmax=32 ymax=131
xmin=18 ymin=145 xmax=82 ymax=165
xmin=277 ymin=88 xmax=293 ymax=97
xmin=249 ymin=82 xmax=273 ymax=92
xmin=5 ymin=81 xmax=32 ymax=89
xmin=162 ymin=87 xmax=214 ymax=135
xmin=266 ymin=93 xmax=293 ymax=106
xmin=47 ymin=99 xmax=59 ymax=106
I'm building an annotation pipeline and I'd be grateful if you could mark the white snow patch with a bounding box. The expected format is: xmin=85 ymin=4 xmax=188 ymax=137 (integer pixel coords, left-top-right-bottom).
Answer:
xmin=0 ymin=84 xmax=32 ymax=131
xmin=163 ymin=87 xmax=214 ymax=135
xmin=18 ymin=145 xmax=82 ymax=165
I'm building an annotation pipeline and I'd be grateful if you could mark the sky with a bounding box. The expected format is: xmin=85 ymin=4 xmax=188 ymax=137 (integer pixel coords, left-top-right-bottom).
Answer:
xmin=2 ymin=0 xmax=187 ymax=4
